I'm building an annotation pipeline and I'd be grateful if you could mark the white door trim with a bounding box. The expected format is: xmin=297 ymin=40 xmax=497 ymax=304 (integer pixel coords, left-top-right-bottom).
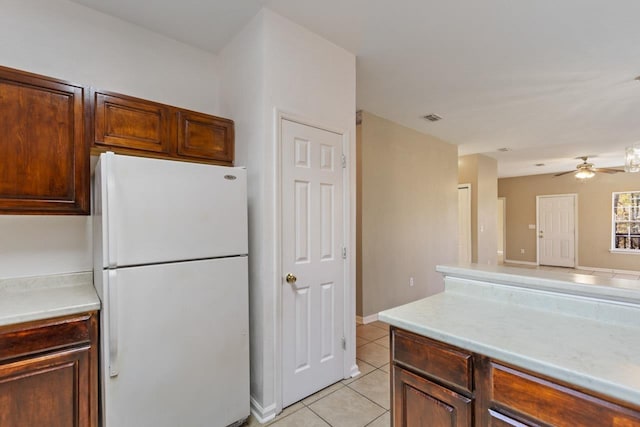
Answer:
xmin=536 ymin=193 xmax=579 ymax=267
xmin=272 ymin=109 xmax=354 ymax=415
xmin=498 ymin=197 xmax=506 ymax=263
xmin=458 ymin=184 xmax=472 ymax=264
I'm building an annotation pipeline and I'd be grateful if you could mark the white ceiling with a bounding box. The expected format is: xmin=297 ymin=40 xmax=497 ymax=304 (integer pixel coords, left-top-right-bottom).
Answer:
xmin=71 ymin=0 xmax=640 ymax=177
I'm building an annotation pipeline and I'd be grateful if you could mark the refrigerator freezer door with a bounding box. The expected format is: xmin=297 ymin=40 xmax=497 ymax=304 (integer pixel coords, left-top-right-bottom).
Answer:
xmin=97 ymin=152 xmax=248 ymax=268
xmin=100 ymin=257 xmax=249 ymax=427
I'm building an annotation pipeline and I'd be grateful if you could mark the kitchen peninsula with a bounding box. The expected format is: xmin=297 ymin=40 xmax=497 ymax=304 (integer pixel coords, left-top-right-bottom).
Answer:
xmin=379 ymin=264 xmax=640 ymax=426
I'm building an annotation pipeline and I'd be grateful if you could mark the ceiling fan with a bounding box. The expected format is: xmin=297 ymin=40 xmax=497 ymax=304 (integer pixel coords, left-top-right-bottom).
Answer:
xmin=554 ymin=156 xmax=623 ymax=179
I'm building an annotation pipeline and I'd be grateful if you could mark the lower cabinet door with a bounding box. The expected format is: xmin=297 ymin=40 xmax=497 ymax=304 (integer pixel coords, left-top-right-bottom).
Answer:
xmin=0 ymin=346 xmax=92 ymax=427
xmin=393 ymin=366 xmax=472 ymax=427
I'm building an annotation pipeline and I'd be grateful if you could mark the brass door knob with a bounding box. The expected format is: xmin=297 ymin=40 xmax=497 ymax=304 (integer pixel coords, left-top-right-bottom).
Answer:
xmin=286 ymin=273 xmax=297 ymax=284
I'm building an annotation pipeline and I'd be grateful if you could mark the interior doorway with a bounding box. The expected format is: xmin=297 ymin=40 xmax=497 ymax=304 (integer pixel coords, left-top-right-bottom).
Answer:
xmin=497 ymin=197 xmax=505 ymax=264
xmin=537 ymin=194 xmax=577 ymax=267
xmin=458 ymin=184 xmax=472 ymax=263
xmin=280 ymin=118 xmax=346 ymax=407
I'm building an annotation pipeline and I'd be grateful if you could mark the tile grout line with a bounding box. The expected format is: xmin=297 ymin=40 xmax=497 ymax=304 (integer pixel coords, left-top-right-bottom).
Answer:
xmin=364 ymin=410 xmax=390 ymax=427
xmin=305 ymin=404 xmax=335 ymax=426
xmin=345 ymin=366 xmax=389 ymax=412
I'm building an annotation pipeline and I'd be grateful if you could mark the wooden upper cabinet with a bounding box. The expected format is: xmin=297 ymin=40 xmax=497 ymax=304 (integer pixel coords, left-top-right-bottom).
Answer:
xmin=92 ymin=89 xmax=234 ymax=165
xmin=93 ymin=90 xmax=171 ymax=155
xmin=0 ymin=66 xmax=90 ymax=214
xmin=177 ymin=110 xmax=234 ymax=163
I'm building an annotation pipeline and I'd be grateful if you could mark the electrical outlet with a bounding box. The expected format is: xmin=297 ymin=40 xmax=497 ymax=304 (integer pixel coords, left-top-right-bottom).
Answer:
xmin=409 ymin=277 xmax=414 ymax=287
xmin=520 ymin=249 xmax=525 ymax=254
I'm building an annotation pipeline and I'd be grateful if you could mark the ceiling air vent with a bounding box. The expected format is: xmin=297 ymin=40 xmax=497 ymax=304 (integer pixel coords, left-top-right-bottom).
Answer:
xmin=423 ymin=114 xmax=442 ymax=122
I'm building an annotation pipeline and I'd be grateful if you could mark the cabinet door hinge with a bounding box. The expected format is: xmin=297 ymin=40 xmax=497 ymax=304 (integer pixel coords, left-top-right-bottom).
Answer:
xmin=342 ymin=247 xmax=347 ymax=259
xmin=341 ymin=154 xmax=346 ymax=168
xmin=341 ymin=337 xmax=346 ymax=350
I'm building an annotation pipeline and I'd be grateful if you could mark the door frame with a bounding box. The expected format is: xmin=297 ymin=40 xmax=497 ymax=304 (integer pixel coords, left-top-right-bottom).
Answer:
xmin=535 ymin=193 xmax=579 ymax=267
xmin=497 ymin=197 xmax=506 ymax=264
xmin=457 ymin=184 xmax=472 ymax=264
xmin=273 ymin=109 xmax=355 ymax=414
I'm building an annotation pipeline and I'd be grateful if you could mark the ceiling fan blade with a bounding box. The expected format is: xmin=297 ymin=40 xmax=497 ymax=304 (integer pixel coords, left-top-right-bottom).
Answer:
xmin=554 ymin=170 xmax=575 ymax=177
xmin=596 ymin=168 xmax=624 ymax=174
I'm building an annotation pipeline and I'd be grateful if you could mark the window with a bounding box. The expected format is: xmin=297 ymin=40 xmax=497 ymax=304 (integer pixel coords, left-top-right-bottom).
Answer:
xmin=612 ymin=191 xmax=640 ymax=252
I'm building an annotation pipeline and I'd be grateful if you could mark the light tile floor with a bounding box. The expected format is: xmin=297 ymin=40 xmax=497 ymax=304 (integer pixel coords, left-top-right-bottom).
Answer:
xmin=246 ymin=321 xmax=391 ymax=427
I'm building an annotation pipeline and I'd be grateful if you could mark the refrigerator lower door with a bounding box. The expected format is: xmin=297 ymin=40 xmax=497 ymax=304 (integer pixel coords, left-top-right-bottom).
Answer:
xmin=100 ymin=257 xmax=249 ymax=427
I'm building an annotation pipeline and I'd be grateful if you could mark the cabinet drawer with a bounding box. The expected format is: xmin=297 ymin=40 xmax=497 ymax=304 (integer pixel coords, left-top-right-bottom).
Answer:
xmin=392 ymin=328 xmax=473 ymax=393
xmin=0 ymin=313 xmax=93 ymax=362
xmin=491 ymin=363 xmax=640 ymax=427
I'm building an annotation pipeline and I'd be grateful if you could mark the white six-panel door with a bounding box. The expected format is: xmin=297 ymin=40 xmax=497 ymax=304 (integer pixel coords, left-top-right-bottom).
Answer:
xmin=538 ymin=195 xmax=576 ymax=267
xmin=281 ymin=119 xmax=345 ymax=407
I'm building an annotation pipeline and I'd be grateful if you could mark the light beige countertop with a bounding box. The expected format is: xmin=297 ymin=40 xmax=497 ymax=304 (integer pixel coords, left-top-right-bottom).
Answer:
xmin=0 ymin=271 xmax=100 ymax=327
xmin=379 ymin=263 xmax=640 ymax=407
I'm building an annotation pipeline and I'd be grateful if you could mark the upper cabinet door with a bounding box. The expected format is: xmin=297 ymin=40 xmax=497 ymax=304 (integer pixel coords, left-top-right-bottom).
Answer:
xmin=93 ymin=90 xmax=172 ymax=155
xmin=0 ymin=66 xmax=90 ymax=215
xmin=91 ymin=89 xmax=234 ymax=166
xmin=176 ymin=110 xmax=234 ymax=163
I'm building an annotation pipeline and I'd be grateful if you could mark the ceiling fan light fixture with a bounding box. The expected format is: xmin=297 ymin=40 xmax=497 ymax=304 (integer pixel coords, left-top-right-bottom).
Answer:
xmin=575 ymin=169 xmax=595 ymax=180
xmin=625 ymin=143 xmax=640 ymax=173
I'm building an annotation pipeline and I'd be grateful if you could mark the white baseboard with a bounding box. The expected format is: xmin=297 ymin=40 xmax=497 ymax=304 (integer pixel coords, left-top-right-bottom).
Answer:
xmin=250 ymin=396 xmax=276 ymax=424
xmin=576 ymin=265 xmax=640 ymax=276
xmin=348 ymin=363 xmax=361 ymax=379
xmin=355 ymin=313 xmax=378 ymax=324
xmin=504 ymin=259 xmax=538 ymax=266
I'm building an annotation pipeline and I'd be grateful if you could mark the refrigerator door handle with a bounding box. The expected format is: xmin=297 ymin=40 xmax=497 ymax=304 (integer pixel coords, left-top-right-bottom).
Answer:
xmin=108 ymin=269 xmax=119 ymax=377
xmin=105 ymin=152 xmax=118 ymax=268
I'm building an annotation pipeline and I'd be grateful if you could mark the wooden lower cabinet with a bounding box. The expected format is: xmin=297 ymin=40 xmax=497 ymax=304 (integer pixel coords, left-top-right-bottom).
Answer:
xmin=0 ymin=312 xmax=98 ymax=427
xmin=391 ymin=327 xmax=640 ymax=427
xmin=393 ymin=365 xmax=472 ymax=427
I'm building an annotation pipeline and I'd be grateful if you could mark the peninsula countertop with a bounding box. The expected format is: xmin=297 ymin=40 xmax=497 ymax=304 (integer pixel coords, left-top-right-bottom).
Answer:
xmin=0 ymin=271 xmax=101 ymax=327
xmin=378 ymin=263 xmax=640 ymax=407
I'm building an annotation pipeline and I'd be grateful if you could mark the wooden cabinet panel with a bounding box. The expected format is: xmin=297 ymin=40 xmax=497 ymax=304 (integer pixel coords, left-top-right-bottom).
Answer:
xmin=490 ymin=363 xmax=640 ymax=427
xmin=393 ymin=328 xmax=473 ymax=392
xmin=91 ymin=89 xmax=234 ymax=165
xmin=0 ymin=313 xmax=92 ymax=362
xmin=391 ymin=327 xmax=640 ymax=427
xmin=0 ymin=312 xmax=98 ymax=427
xmin=94 ymin=90 xmax=171 ymax=154
xmin=393 ymin=365 xmax=472 ymax=427
xmin=0 ymin=66 xmax=89 ymax=214
xmin=0 ymin=347 xmax=90 ymax=427
xmin=177 ymin=110 xmax=234 ymax=162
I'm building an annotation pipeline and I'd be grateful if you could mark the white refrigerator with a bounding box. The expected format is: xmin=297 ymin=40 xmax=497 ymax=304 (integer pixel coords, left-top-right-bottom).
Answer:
xmin=93 ymin=152 xmax=249 ymax=427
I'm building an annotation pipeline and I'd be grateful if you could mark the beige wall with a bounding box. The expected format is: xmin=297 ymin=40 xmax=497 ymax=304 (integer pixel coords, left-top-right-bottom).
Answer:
xmin=358 ymin=111 xmax=458 ymax=317
xmin=458 ymin=154 xmax=498 ymax=265
xmin=499 ymin=172 xmax=640 ymax=271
